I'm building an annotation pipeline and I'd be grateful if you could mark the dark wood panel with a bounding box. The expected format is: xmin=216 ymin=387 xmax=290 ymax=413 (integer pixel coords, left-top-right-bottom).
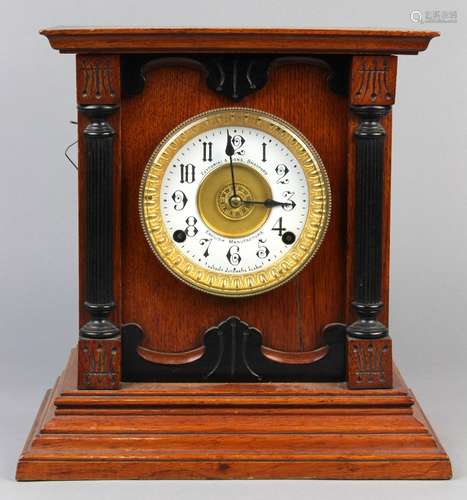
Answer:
xmin=121 ymin=61 xmax=347 ymax=353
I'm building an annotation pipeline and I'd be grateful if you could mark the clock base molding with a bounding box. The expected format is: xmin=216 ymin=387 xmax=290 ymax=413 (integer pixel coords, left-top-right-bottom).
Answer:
xmin=16 ymin=348 xmax=451 ymax=481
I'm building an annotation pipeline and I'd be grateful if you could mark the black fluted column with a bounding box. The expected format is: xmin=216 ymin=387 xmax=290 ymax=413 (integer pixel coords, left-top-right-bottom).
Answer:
xmin=347 ymin=105 xmax=391 ymax=339
xmin=78 ymin=104 xmax=119 ymax=339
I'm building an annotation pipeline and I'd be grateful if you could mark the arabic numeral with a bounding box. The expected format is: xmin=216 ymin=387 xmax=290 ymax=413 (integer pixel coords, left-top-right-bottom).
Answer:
xmin=179 ymin=163 xmax=196 ymax=184
xmin=256 ymin=239 xmax=270 ymax=259
xmin=231 ymin=134 xmax=245 ymax=154
xmin=172 ymin=190 xmax=187 ymax=211
xmin=282 ymin=191 xmax=296 ymax=211
xmin=275 ymin=163 xmax=289 ymax=184
xmin=272 ymin=217 xmax=286 ymax=237
xmin=226 ymin=245 xmax=241 ymax=266
xmin=185 ymin=216 xmax=198 ymax=237
xmin=199 ymin=238 xmax=212 ymax=257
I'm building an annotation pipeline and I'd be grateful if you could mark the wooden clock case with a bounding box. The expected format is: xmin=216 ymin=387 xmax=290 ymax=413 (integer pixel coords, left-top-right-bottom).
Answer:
xmin=16 ymin=28 xmax=451 ymax=480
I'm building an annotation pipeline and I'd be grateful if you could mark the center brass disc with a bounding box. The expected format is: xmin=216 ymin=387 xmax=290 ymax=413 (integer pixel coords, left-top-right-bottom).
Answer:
xmin=217 ymin=183 xmax=254 ymax=220
xmin=197 ymin=163 xmax=272 ymax=238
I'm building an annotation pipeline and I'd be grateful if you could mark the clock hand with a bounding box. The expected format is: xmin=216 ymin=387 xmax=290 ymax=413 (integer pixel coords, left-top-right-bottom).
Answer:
xmin=225 ymin=130 xmax=238 ymax=199
xmin=243 ymin=199 xmax=293 ymax=208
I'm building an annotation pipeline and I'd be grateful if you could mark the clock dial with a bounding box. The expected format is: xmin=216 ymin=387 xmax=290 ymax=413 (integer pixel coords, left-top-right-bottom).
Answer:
xmin=140 ymin=108 xmax=331 ymax=297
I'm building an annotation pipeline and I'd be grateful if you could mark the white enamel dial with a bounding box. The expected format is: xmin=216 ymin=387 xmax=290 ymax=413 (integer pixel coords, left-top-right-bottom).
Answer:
xmin=160 ymin=126 xmax=308 ymax=274
xmin=140 ymin=108 xmax=331 ymax=297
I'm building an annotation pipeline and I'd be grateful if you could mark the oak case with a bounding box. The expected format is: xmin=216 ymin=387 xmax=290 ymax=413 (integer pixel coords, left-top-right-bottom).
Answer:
xmin=16 ymin=27 xmax=451 ymax=480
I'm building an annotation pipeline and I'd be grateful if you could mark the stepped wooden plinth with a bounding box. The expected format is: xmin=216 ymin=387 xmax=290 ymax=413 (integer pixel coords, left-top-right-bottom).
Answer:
xmin=16 ymin=349 xmax=451 ymax=480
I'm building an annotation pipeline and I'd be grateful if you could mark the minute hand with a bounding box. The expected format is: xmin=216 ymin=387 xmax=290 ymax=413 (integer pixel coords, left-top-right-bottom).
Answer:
xmin=243 ymin=199 xmax=292 ymax=208
xmin=225 ymin=130 xmax=237 ymax=197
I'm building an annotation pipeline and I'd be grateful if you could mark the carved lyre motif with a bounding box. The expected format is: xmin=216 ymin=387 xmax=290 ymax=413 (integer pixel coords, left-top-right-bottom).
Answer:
xmin=353 ymin=343 xmax=388 ymax=383
xmin=204 ymin=317 xmax=262 ymax=380
xmin=81 ymin=344 xmax=118 ymax=386
xmin=355 ymin=58 xmax=392 ymax=102
xmin=80 ymin=62 xmax=115 ymax=99
xmin=205 ymin=56 xmax=272 ymax=101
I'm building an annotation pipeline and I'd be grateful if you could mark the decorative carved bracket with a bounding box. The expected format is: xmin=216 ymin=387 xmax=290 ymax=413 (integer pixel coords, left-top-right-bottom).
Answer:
xmin=350 ymin=55 xmax=397 ymax=105
xmin=347 ymin=336 xmax=392 ymax=389
xmin=204 ymin=55 xmax=272 ymax=100
xmin=121 ymin=318 xmax=346 ymax=382
xmin=77 ymin=55 xmax=120 ymax=105
xmin=78 ymin=337 xmax=121 ymax=390
xmin=121 ymin=54 xmax=350 ymax=101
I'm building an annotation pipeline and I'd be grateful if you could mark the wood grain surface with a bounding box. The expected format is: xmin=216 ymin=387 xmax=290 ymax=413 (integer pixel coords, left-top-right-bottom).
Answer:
xmin=120 ymin=60 xmax=347 ymax=353
xmin=16 ymin=349 xmax=452 ymax=480
xmin=40 ymin=27 xmax=439 ymax=54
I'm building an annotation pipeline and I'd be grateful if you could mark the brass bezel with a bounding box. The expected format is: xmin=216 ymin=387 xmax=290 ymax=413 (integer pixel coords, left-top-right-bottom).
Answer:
xmin=139 ymin=107 xmax=331 ymax=297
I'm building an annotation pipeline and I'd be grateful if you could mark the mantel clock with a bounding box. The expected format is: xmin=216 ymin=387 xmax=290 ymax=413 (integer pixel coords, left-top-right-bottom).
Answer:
xmin=17 ymin=27 xmax=452 ymax=480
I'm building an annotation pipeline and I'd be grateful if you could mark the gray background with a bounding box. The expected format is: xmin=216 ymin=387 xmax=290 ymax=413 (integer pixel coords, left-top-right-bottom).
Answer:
xmin=1 ymin=0 xmax=466 ymax=498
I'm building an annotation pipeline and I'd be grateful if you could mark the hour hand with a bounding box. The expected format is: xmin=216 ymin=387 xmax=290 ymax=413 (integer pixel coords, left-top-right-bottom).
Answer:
xmin=243 ymin=198 xmax=292 ymax=208
xmin=225 ymin=130 xmax=235 ymax=157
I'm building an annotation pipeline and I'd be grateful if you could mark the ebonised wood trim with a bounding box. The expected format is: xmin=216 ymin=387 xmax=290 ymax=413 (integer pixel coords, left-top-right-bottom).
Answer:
xmin=347 ymin=105 xmax=391 ymax=339
xmin=121 ymin=318 xmax=346 ymax=382
xmin=78 ymin=104 xmax=120 ymax=339
xmin=121 ymin=54 xmax=350 ymax=100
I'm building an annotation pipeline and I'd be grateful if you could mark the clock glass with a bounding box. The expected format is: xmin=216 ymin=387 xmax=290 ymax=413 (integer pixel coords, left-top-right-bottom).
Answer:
xmin=140 ymin=108 xmax=331 ymax=297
